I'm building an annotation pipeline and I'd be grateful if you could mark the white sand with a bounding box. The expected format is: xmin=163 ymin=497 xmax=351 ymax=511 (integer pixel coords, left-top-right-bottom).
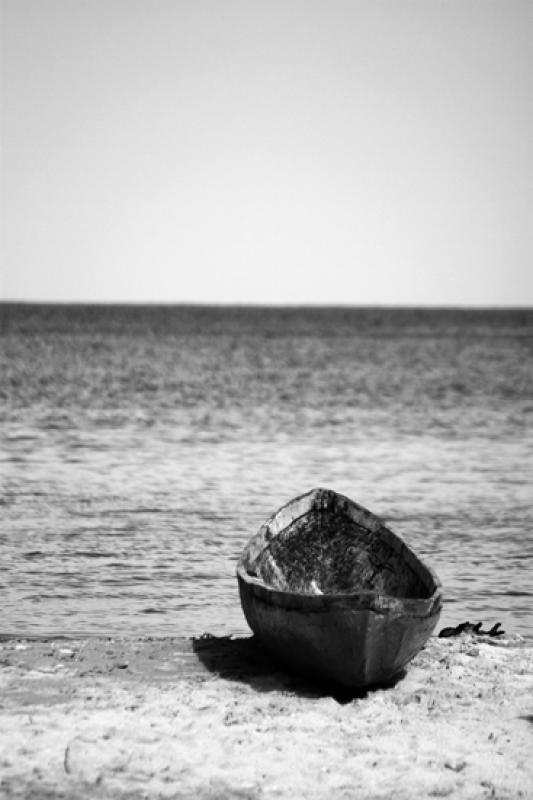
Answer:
xmin=0 ymin=634 xmax=531 ymax=799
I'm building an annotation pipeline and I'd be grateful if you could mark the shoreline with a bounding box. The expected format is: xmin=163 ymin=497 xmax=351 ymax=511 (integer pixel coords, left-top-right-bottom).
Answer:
xmin=1 ymin=634 xmax=532 ymax=799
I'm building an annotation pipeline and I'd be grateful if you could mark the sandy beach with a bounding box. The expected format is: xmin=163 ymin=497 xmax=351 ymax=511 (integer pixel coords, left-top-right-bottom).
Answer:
xmin=0 ymin=632 xmax=531 ymax=800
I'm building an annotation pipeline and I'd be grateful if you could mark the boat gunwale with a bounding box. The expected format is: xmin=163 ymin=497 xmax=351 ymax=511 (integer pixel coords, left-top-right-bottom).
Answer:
xmin=236 ymin=564 xmax=442 ymax=618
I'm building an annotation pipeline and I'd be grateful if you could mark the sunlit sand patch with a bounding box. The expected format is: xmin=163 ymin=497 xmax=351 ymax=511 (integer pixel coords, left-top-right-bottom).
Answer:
xmin=0 ymin=634 xmax=531 ymax=799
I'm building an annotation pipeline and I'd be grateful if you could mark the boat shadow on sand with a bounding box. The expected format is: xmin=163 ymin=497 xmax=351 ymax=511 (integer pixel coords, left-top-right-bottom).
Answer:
xmin=192 ymin=634 xmax=407 ymax=705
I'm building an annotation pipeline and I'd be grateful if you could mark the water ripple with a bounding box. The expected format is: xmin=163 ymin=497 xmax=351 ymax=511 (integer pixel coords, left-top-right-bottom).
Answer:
xmin=2 ymin=305 xmax=532 ymax=638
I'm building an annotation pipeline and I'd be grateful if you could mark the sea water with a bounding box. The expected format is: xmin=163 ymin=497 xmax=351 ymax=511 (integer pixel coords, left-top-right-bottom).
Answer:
xmin=1 ymin=304 xmax=532 ymax=638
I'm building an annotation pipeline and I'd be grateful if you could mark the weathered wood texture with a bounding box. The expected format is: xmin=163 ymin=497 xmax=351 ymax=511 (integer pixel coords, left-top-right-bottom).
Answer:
xmin=237 ymin=487 xmax=443 ymax=688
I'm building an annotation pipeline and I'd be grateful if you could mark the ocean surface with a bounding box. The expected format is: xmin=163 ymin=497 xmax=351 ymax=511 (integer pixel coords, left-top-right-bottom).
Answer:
xmin=1 ymin=304 xmax=532 ymax=640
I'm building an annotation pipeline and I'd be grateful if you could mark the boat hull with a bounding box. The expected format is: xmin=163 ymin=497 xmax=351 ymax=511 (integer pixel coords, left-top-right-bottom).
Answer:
xmin=237 ymin=488 xmax=442 ymax=689
xmin=237 ymin=571 xmax=440 ymax=688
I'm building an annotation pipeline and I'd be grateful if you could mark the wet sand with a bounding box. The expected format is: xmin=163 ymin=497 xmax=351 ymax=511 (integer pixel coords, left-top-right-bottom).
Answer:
xmin=0 ymin=633 xmax=531 ymax=799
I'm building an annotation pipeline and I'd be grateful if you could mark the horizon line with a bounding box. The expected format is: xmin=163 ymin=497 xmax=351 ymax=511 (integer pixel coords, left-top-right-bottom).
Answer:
xmin=1 ymin=299 xmax=532 ymax=312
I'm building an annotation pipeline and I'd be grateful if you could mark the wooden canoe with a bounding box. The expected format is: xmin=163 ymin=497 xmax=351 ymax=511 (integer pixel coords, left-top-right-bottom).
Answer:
xmin=237 ymin=487 xmax=443 ymax=689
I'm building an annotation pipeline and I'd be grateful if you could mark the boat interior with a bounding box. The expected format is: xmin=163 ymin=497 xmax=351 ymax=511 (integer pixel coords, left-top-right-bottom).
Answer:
xmin=251 ymin=509 xmax=435 ymax=600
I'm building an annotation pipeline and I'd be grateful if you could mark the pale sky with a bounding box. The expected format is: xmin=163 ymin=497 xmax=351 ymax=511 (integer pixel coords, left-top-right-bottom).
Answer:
xmin=1 ymin=0 xmax=531 ymax=305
